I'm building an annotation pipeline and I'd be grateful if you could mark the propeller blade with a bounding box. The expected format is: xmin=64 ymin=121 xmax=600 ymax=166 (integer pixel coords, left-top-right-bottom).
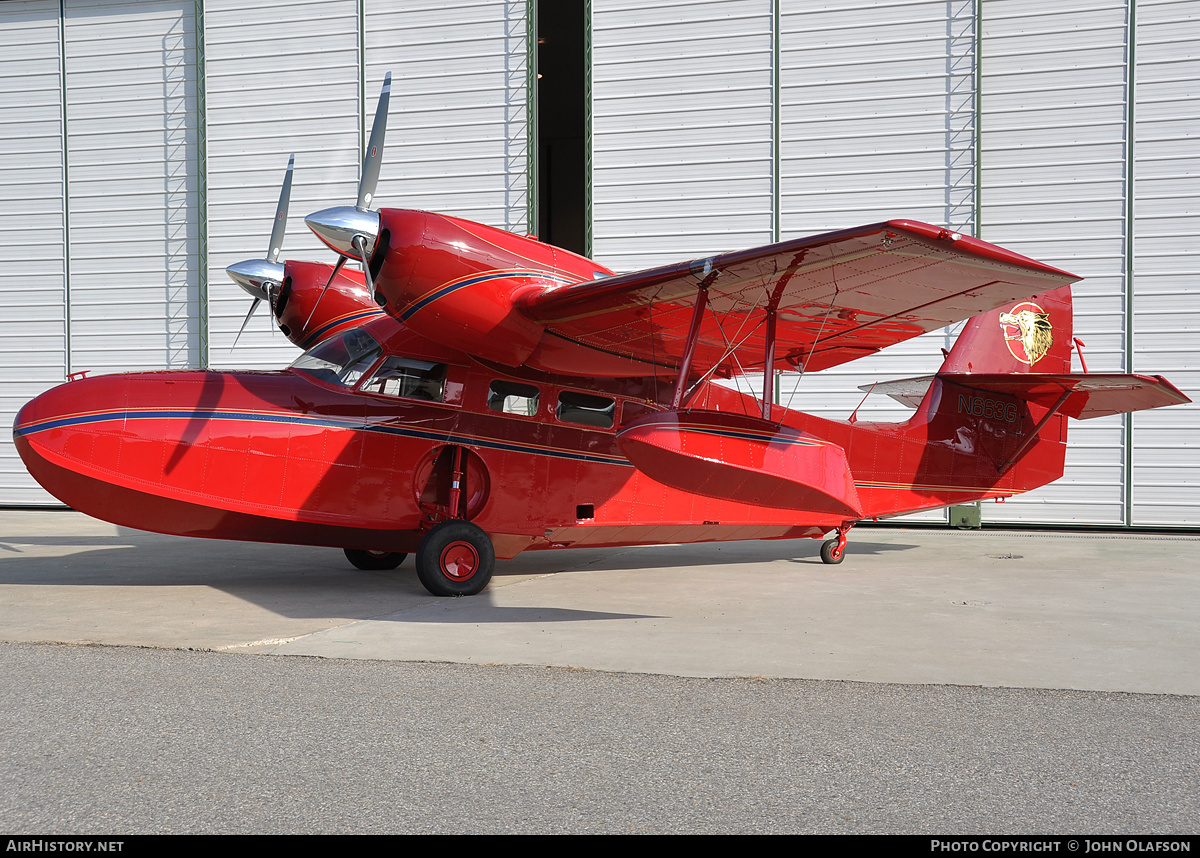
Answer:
xmin=356 ymin=72 xmax=391 ymax=210
xmin=304 ymin=255 xmax=348 ymax=331
xmin=352 ymin=234 xmax=375 ymax=296
xmin=267 ymin=154 xmax=294 ymax=264
xmin=231 ymin=298 xmax=261 ymax=350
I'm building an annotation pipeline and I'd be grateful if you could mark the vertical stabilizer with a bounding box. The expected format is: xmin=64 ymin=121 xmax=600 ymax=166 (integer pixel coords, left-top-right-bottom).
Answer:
xmin=939 ymin=284 xmax=1074 ymax=375
xmin=901 ymin=284 xmax=1079 ymax=503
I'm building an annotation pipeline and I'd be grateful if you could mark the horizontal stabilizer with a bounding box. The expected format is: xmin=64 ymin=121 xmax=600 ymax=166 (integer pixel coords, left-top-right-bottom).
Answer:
xmin=940 ymin=373 xmax=1191 ymax=419
xmin=859 ymin=376 xmax=935 ymax=409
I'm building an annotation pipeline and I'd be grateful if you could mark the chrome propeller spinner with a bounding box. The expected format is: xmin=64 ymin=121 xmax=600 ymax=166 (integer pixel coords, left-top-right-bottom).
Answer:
xmin=225 ymin=153 xmax=295 ymax=348
xmin=304 ymin=71 xmax=392 ymax=327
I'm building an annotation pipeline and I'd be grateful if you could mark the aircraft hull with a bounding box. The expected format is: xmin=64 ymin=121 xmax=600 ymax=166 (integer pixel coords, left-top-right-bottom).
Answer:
xmin=16 ymin=440 xmax=424 ymax=552
xmin=13 ymin=347 xmax=850 ymax=557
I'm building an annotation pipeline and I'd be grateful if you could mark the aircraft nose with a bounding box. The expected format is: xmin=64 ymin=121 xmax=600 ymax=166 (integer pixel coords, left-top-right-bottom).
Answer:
xmin=13 ymin=374 xmax=128 ymax=507
xmin=15 ymin=374 xmax=121 ymax=446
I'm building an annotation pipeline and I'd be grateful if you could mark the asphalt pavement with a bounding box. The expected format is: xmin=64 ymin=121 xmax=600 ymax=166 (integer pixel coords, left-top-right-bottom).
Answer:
xmin=1 ymin=510 xmax=1198 ymax=833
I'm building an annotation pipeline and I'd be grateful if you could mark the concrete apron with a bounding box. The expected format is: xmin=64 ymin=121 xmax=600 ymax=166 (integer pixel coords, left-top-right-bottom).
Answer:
xmin=1 ymin=510 xmax=1197 ymax=695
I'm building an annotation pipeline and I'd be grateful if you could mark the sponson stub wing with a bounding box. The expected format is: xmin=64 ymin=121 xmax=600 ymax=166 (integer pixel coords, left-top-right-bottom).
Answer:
xmin=616 ymin=410 xmax=863 ymax=518
xmin=517 ymin=220 xmax=1081 ymax=377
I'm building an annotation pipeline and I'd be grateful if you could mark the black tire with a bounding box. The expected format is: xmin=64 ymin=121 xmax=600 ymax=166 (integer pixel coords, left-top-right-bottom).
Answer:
xmin=416 ymin=520 xmax=495 ymax=596
xmin=820 ymin=538 xmax=845 ymax=565
xmin=343 ymin=548 xmax=407 ymax=570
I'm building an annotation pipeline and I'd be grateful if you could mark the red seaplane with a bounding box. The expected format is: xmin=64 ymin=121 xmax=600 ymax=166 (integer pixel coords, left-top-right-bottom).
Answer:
xmin=14 ymin=75 xmax=1190 ymax=596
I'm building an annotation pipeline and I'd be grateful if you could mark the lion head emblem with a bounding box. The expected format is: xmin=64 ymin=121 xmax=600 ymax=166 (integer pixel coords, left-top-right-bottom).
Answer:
xmin=999 ymin=302 xmax=1053 ymax=366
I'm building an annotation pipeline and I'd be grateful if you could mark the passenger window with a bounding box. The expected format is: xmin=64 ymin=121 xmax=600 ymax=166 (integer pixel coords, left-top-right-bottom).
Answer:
xmin=361 ymin=357 xmax=447 ymax=402
xmin=557 ymin=391 xmax=615 ymax=428
xmin=488 ymin=380 xmax=540 ymax=416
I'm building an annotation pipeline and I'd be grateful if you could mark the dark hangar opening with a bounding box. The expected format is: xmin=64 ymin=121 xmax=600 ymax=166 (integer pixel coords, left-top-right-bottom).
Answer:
xmin=537 ymin=0 xmax=587 ymax=256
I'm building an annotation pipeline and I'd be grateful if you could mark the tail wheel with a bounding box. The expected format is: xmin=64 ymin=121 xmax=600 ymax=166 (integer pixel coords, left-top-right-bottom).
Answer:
xmin=343 ymin=548 xmax=406 ymax=570
xmin=416 ymin=520 xmax=495 ymax=596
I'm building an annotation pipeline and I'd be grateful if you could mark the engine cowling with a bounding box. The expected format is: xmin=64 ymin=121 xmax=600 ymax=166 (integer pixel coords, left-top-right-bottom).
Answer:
xmin=370 ymin=209 xmax=609 ymax=366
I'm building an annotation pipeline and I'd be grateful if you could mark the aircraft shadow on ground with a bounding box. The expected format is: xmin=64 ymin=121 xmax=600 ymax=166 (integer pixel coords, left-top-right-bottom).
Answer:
xmin=0 ymin=532 xmax=920 ymax=625
xmin=0 ymin=541 xmax=659 ymax=623
xmin=396 ymin=605 xmax=659 ymax=623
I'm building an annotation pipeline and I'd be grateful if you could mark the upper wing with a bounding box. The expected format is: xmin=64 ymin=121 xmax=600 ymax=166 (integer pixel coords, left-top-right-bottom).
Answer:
xmin=520 ymin=220 xmax=1080 ymax=375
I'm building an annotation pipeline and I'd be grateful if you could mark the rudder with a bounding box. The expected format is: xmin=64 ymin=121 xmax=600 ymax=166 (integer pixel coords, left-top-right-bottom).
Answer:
xmin=939 ymin=284 xmax=1074 ymax=375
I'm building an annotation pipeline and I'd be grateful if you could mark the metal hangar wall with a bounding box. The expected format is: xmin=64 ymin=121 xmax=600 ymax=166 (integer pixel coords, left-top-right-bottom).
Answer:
xmin=0 ymin=0 xmax=532 ymax=504
xmin=0 ymin=0 xmax=1196 ymax=530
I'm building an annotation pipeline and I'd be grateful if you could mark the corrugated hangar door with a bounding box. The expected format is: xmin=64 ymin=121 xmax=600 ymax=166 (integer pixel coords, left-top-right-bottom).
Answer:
xmin=64 ymin=0 xmax=200 ymax=376
xmin=0 ymin=0 xmax=67 ymax=505
xmin=2 ymin=0 xmax=200 ymax=505
xmin=365 ymin=0 xmax=530 ymax=232
xmin=0 ymin=0 xmax=531 ymax=504
xmin=1131 ymin=0 xmax=1200 ymax=525
xmin=204 ymin=0 xmax=363 ymax=370
xmin=590 ymin=0 xmax=1197 ymax=527
xmin=206 ymin=0 xmax=530 ymax=369
xmin=589 ymin=0 xmax=776 ymax=273
xmin=775 ymin=0 xmax=977 ymax=525
xmin=979 ymin=0 xmax=1133 ymax=525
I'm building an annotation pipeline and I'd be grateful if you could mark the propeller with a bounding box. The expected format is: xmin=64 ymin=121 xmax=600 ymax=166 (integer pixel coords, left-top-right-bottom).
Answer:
xmin=225 ymin=154 xmax=295 ymax=348
xmin=304 ymin=71 xmax=392 ymax=328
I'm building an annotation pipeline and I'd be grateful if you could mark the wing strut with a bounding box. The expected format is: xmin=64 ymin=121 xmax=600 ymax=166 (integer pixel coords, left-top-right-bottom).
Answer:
xmin=670 ymin=267 xmax=785 ymax=417
xmin=996 ymin=390 xmax=1071 ymax=475
xmin=762 ymin=305 xmax=777 ymax=420
xmin=671 ymin=283 xmax=711 ymax=409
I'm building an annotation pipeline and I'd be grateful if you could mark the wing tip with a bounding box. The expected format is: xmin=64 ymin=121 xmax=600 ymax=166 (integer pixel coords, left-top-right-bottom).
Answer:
xmin=885 ymin=219 xmax=1081 ymax=282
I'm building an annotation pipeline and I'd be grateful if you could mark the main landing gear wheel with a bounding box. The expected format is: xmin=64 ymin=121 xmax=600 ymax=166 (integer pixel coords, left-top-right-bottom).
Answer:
xmin=416 ymin=520 xmax=495 ymax=597
xmin=343 ymin=548 xmax=407 ymax=570
xmin=820 ymin=538 xmax=845 ymax=565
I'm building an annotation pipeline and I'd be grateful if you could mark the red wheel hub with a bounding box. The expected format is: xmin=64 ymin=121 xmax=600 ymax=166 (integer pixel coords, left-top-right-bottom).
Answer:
xmin=439 ymin=540 xmax=479 ymax=581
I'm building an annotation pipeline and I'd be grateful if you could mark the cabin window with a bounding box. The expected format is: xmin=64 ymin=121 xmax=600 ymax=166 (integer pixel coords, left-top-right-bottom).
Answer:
xmin=488 ymin=380 xmax=540 ymax=416
xmin=290 ymin=328 xmax=382 ymax=387
xmin=361 ymin=357 xmax=447 ymax=402
xmin=557 ymin=391 xmax=615 ymax=428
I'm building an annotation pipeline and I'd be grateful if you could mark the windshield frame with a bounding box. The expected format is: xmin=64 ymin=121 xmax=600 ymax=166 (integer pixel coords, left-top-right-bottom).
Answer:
xmin=289 ymin=328 xmax=384 ymax=388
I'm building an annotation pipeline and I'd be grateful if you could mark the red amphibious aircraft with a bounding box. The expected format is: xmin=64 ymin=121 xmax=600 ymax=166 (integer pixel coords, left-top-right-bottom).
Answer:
xmin=14 ymin=75 xmax=1189 ymax=596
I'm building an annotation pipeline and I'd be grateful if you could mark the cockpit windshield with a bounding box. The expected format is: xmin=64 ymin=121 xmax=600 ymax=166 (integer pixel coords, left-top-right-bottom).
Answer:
xmin=290 ymin=328 xmax=382 ymax=387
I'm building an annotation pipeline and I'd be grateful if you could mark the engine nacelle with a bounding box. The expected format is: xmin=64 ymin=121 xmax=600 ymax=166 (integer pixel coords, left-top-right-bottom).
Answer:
xmin=276 ymin=260 xmax=388 ymax=350
xmin=371 ymin=209 xmax=610 ymax=366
